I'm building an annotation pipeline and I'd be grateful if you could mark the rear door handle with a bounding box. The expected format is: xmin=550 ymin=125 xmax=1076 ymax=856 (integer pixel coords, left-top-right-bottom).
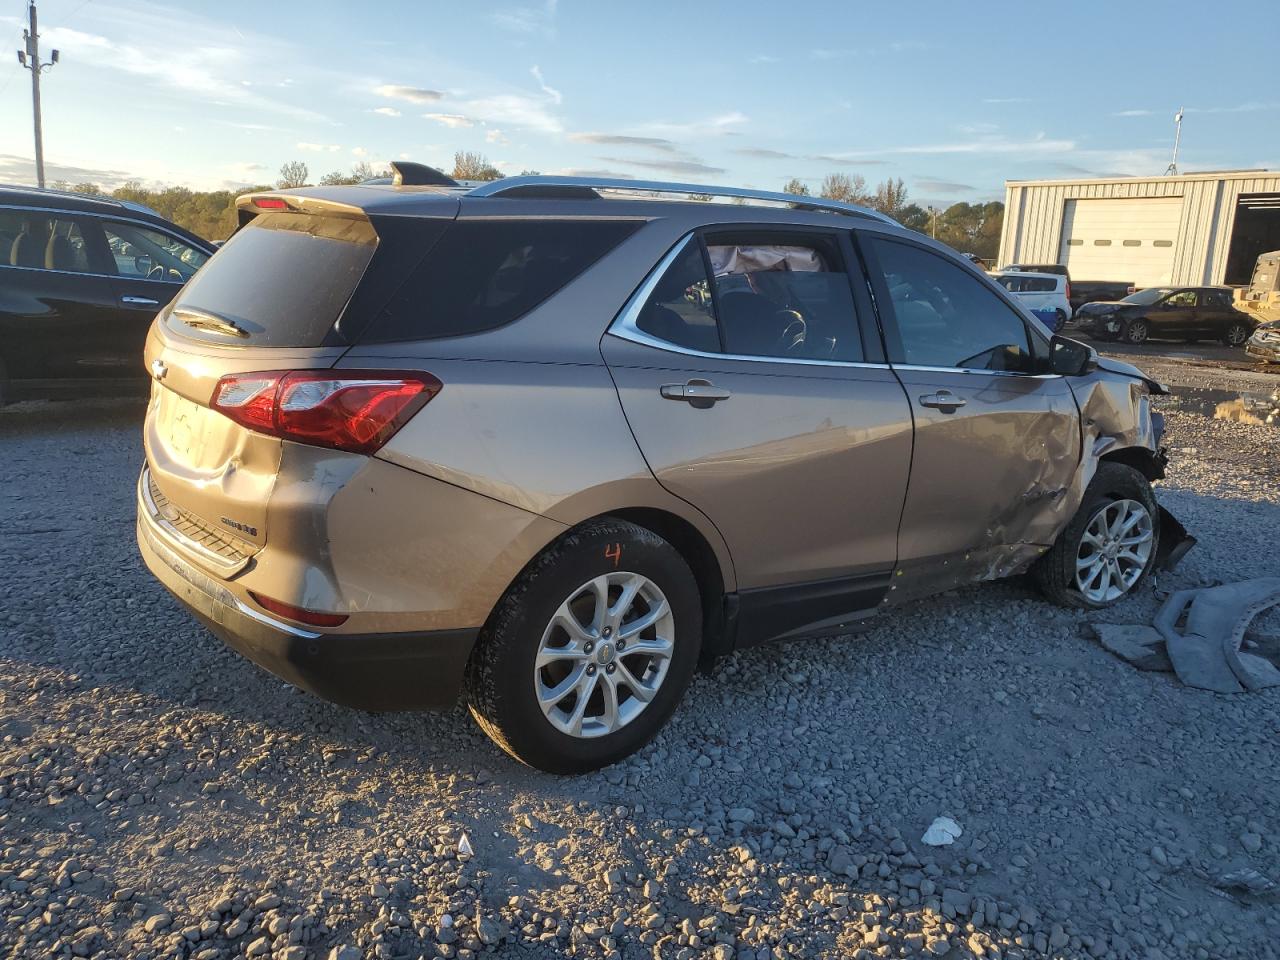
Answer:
xmin=121 ymin=296 xmax=160 ymax=307
xmin=660 ymin=379 xmax=731 ymax=408
xmin=919 ymin=390 xmax=966 ymax=411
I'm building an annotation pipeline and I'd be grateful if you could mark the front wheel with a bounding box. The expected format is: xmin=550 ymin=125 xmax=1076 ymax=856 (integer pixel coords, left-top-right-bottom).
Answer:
xmin=466 ymin=518 xmax=701 ymax=773
xmin=1222 ymin=321 xmax=1252 ymax=347
xmin=1034 ymin=462 xmax=1160 ymax=609
xmin=1121 ymin=318 xmax=1149 ymax=344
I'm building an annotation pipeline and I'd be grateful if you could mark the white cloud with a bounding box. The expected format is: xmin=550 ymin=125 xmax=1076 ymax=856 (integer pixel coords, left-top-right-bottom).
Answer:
xmin=530 ymin=65 xmax=562 ymax=105
xmin=459 ymin=94 xmax=562 ymax=133
xmin=983 ymin=97 xmax=1031 ymax=104
xmin=490 ymin=0 xmax=557 ymax=37
xmin=39 ymin=22 xmax=326 ymax=122
xmin=352 ymin=147 xmax=369 ymax=157
xmin=749 ymin=54 xmax=778 ymax=64
xmin=374 ymin=106 xmax=402 ymax=117
xmin=569 ymin=132 xmax=676 ymax=151
xmin=374 ymin=84 xmax=444 ymax=104
xmin=297 ymin=142 xmax=341 ymax=152
xmin=486 ymin=129 xmax=510 ymax=146
xmin=636 ymin=112 xmax=748 ymax=138
xmin=1186 ymin=102 xmax=1279 ymax=114
xmin=1113 ymin=109 xmax=1154 ymax=117
xmin=424 ymin=113 xmax=475 ymax=128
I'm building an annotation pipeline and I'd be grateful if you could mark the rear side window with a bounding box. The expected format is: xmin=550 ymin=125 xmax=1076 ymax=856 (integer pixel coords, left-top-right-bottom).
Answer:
xmin=169 ymin=212 xmax=376 ymax=347
xmin=0 ymin=209 xmax=92 ymax=273
xmin=633 ymin=232 xmax=864 ymax=362
xmin=996 ymin=275 xmax=1056 ymax=293
xmin=361 ymin=219 xmax=641 ymax=343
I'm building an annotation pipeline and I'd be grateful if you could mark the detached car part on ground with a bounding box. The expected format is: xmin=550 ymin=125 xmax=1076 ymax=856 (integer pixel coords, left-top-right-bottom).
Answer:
xmin=1246 ymin=320 xmax=1280 ymax=363
xmin=136 ymin=171 xmax=1194 ymax=773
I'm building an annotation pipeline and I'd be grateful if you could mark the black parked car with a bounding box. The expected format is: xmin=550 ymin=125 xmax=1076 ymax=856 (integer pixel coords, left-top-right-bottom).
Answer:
xmin=0 ymin=186 xmax=216 ymax=402
xmin=1075 ymin=286 xmax=1257 ymax=346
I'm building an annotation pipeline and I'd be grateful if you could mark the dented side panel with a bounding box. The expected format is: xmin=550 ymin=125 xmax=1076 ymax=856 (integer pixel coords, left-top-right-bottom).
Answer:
xmin=887 ymin=369 xmax=1082 ymax=602
xmin=886 ymin=362 xmax=1165 ymax=604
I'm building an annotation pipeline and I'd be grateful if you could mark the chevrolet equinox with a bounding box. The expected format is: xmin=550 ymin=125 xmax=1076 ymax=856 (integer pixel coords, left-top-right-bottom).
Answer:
xmin=137 ymin=164 xmax=1192 ymax=773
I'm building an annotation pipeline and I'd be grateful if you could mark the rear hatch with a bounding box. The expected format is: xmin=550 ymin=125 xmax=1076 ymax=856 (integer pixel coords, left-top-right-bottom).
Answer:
xmin=143 ymin=191 xmax=457 ymax=570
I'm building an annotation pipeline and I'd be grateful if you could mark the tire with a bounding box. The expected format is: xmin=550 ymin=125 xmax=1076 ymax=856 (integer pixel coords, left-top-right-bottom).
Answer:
xmin=465 ymin=518 xmax=702 ymax=773
xmin=1222 ymin=321 xmax=1251 ymax=347
xmin=1034 ymin=462 xmax=1160 ymax=609
xmin=1121 ymin=318 xmax=1149 ymax=345
xmin=1054 ymin=309 xmax=1068 ymax=332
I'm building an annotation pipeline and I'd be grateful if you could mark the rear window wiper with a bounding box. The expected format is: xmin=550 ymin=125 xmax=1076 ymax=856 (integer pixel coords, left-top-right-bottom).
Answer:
xmin=173 ymin=307 xmax=250 ymax=339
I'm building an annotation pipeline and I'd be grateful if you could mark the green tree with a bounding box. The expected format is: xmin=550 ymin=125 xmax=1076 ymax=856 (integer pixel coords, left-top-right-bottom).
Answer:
xmin=935 ymin=201 xmax=1005 ymax=260
xmin=871 ymin=177 xmax=910 ymax=219
xmin=782 ymin=178 xmax=810 ymax=196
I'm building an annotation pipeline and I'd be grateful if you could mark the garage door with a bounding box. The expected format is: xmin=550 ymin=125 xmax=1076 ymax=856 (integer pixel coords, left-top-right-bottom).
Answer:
xmin=1058 ymin=198 xmax=1182 ymax=287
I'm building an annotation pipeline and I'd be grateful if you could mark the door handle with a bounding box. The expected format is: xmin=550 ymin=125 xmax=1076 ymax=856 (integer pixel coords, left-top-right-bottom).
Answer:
xmin=919 ymin=390 xmax=966 ymax=411
xmin=660 ymin=379 xmax=731 ymax=408
xmin=121 ymin=296 xmax=160 ymax=307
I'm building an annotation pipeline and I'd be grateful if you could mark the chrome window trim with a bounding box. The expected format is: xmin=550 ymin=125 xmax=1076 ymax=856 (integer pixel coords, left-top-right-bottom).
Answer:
xmin=0 ymin=261 xmax=180 ymax=283
xmin=890 ymin=363 xmax=1063 ymax=380
xmin=607 ymin=234 xmax=892 ymax=371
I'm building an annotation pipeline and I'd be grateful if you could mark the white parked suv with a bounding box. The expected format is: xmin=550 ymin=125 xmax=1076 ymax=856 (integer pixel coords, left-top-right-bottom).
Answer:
xmin=990 ymin=271 xmax=1071 ymax=332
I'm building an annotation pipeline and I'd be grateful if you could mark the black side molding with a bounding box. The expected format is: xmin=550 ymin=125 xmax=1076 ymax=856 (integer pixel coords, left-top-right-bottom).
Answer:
xmin=727 ymin=572 xmax=891 ymax=649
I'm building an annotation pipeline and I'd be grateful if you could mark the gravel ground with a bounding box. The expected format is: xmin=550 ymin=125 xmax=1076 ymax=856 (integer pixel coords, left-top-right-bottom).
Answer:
xmin=1 ymin=372 xmax=1279 ymax=960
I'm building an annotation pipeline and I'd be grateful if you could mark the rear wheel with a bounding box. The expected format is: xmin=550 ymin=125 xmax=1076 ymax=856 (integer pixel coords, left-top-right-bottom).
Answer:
xmin=1035 ymin=462 xmax=1159 ymax=609
xmin=466 ymin=518 xmax=701 ymax=773
xmin=1054 ymin=309 xmax=1068 ymax=332
xmin=1121 ymin=318 xmax=1149 ymax=344
xmin=1222 ymin=321 xmax=1251 ymax=347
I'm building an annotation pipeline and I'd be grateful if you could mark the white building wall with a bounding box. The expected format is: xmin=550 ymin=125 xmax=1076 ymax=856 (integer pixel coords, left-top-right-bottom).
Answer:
xmin=998 ymin=172 xmax=1280 ymax=285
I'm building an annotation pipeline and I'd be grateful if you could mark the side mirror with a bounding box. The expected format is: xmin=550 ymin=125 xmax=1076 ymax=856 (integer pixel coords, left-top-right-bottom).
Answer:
xmin=1050 ymin=334 xmax=1098 ymax=376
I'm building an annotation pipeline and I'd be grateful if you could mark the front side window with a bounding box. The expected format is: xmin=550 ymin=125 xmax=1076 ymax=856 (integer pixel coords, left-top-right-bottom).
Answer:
xmin=871 ymin=238 xmax=1034 ymax=372
xmin=634 ymin=232 xmax=863 ymax=362
xmin=1165 ymin=290 xmax=1197 ymax=307
xmin=102 ymin=220 xmax=208 ymax=282
xmin=0 ymin=209 xmax=91 ymax=272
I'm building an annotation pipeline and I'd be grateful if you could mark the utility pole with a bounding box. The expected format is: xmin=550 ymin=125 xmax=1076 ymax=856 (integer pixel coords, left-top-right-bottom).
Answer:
xmin=928 ymin=205 xmax=939 ymax=239
xmin=1164 ymin=107 xmax=1183 ymax=176
xmin=16 ymin=2 xmax=59 ymax=188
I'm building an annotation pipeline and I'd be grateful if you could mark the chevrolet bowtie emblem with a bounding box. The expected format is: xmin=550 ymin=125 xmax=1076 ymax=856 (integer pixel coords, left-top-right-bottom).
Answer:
xmin=150 ymin=359 xmax=168 ymax=380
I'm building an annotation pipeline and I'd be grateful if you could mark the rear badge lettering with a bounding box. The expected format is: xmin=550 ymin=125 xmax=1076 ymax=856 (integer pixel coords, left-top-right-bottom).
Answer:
xmin=220 ymin=517 xmax=259 ymax=537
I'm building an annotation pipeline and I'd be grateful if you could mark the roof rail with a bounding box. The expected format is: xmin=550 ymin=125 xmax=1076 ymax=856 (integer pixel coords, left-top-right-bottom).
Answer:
xmin=466 ymin=176 xmax=897 ymax=224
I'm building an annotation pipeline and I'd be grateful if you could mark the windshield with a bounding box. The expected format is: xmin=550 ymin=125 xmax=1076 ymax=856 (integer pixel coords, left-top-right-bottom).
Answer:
xmin=1123 ymin=288 xmax=1173 ymax=305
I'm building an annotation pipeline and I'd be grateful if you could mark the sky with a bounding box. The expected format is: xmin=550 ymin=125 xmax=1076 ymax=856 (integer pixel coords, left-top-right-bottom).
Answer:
xmin=0 ymin=0 xmax=1276 ymax=208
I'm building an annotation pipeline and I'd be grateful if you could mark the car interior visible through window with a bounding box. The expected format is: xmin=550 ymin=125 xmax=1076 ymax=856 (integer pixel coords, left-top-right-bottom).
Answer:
xmin=872 ymin=238 xmax=1035 ymax=373
xmin=102 ymin=220 xmax=208 ymax=282
xmin=635 ymin=233 xmax=863 ymax=362
xmin=0 ymin=210 xmax=91 ymax=273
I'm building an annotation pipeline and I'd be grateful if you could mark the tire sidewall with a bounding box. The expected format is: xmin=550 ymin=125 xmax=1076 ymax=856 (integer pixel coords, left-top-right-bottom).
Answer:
xmin=1224 ymin=322 xmax=1249 ymax=347
xmin=469 ymin=521 xmax=702 ymax=773
xmin=1123 ymin=319 xmax=1149 ymax=344
xmin=1046 ymin=464 xmax=1161 ymax=609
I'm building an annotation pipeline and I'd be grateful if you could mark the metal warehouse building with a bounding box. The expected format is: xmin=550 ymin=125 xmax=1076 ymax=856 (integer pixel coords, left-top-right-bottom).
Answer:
xmin=998 ymin=170 xmax=1280 ymax=288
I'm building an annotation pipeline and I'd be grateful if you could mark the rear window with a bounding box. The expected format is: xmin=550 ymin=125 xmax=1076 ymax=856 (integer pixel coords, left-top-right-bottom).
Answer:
xmin=167 ymin=212 xmax=377 ymax=347
xmin=360 ymin=218 xmax=641 ymax=343
xmin=995 ymin=275 xmax=1057 ymax=293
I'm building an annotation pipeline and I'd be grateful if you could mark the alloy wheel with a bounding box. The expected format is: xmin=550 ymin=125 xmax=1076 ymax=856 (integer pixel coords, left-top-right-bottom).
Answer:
xmin=1225 ymin=323 xmax=1250 ymax=347
xmin=534 ymin=572 xmax=675 ymax=738
xmin=1075 ymin=499 xmax=1154 ymax=603
xmin=1124 ymin=320 xmax=1149 ymax=344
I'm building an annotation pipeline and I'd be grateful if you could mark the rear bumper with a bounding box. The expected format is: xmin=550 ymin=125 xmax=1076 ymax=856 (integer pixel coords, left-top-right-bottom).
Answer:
xmin=1246 ymin=340 xmax=1280 ymax=362
xmin=138 ymin=510 xmax=475 ymax=711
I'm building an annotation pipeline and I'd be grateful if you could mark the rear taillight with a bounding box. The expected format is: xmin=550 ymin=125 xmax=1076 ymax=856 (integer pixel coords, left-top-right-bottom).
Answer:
xmin=248 ymin=592 xmax=349 ymax=627
xmin=1064 ymin=280 xmax=1072 ymax=302
xmin=211 ymin=370 xmax=441 ymax=454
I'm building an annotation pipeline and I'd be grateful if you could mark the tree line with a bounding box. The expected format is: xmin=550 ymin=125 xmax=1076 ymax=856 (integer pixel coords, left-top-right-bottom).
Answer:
xmin=48 ymin=152 xmax=1003 ymax=259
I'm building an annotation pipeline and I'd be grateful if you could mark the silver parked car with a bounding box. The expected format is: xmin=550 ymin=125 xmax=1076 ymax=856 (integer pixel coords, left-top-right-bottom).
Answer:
xmin=137 ymin=165 xmax=1193 ymax=773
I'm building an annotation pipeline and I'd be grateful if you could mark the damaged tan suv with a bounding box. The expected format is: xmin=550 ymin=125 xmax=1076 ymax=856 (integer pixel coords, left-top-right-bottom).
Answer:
xmin=137 ymin=166 xmax=1194 ymax=773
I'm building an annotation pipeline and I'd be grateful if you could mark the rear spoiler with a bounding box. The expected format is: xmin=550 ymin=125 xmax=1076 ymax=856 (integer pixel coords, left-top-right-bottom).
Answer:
xmin=234 ymin=192 xmax=370 ymax=230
